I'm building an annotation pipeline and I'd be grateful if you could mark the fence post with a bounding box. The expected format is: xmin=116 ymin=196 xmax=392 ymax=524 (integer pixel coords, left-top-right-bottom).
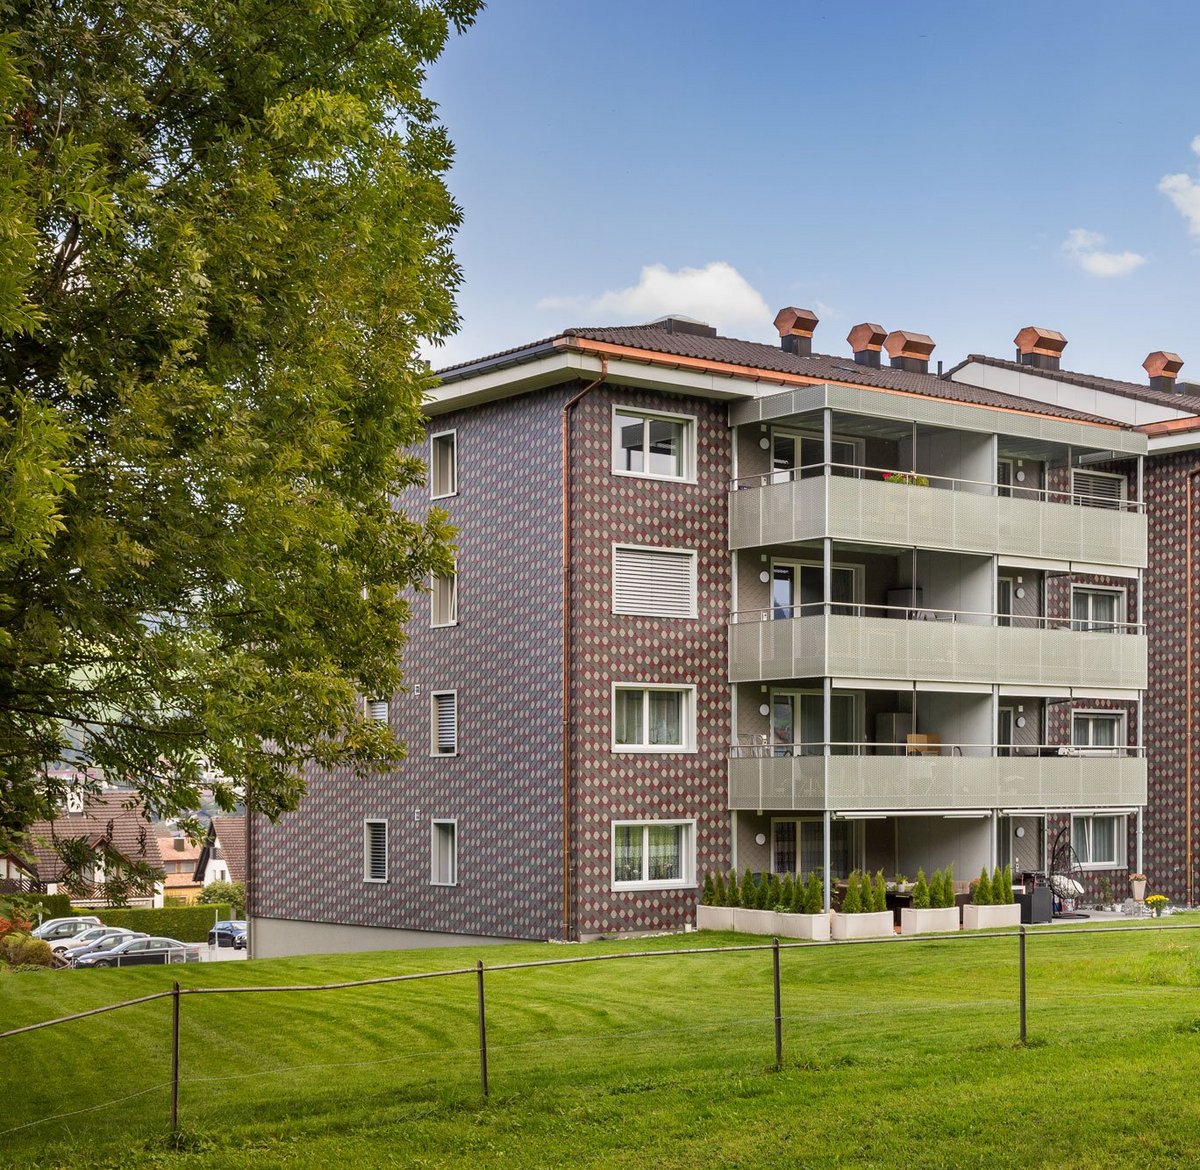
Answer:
xmin=772 ymin=937 xmax=782 ymax=1070
xmin=1018 ymin=926 xmax=1027 ymax=1044
xmin=170 ymin=981 xmax=181 ymax=1132
xmin=476 ymin=960 xmax=489 ymax=1098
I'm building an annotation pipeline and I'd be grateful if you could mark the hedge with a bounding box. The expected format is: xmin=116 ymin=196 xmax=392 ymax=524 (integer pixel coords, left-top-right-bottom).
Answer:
xmin=20 ymin=893 xmax=74 ymax=920
xmin=93 ymin=904 xmax=233 ymax=943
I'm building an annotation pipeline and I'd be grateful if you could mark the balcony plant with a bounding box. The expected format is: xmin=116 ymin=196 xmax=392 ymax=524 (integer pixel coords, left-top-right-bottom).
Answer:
xmin=882 ymin=470 xmax=930 ymax=487
xmin=963 ymin=863 xmax=1020 ymax=930
xmin=902 ymin=865 xmax=961 ymax=934
xmin=832 ymin=870 xmax=894 ymax=940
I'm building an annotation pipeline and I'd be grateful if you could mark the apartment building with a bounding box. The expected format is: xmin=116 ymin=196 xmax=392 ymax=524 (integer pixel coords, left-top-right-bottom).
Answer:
xmin=250 ymin=311 xmax=1150 ymax=956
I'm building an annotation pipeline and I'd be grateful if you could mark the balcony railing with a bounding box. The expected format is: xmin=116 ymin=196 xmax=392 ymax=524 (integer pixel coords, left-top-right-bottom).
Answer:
xmin=729 ymin=737 xmax=1145 ymax=760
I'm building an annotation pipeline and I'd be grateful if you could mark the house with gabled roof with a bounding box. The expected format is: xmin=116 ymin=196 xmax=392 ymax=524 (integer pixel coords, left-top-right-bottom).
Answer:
xmin=193 ymin=816 xmax=246 ymax=887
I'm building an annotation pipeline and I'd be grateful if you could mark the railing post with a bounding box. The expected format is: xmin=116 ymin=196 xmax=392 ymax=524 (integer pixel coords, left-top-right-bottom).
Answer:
xmin=772 ymin=938 xmax=782 ymax=1070
xmin=476 ymin=960 xmax=489 ymax=1098
xmin=170 ymin=981 xmax=181 ymax=1132
xmin=1018 ymin=926 xmax=1027 ymax=1044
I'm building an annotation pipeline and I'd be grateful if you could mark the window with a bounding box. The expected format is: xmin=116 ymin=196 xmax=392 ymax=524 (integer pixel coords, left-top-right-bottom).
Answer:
xmin=772 ymin=430 xmax=862 ymax=482
xmin=612 ymin=820 xmax=694 ymax=889
xmin=612 ymin=545 xmax=696 ymax=617
xmin=612 ymin=408 xmax=693 ymax=480
xmin=431 ymin=691 xmax=458 ymax=755
xmin=1072 ymin=814 xmax=1126 ymax=869
xmin=431 ymin=820 xmax=457 ymax=885
xmin=771 ymin=818 xmax=853 ymax=880
xmin=1072 ymin=469 xmax=1126 ymax=510
xmin=772 ymin=561 xmax=859 ymax=619
xmin=612 ymin=685 xmax=695 ymax=752
xmin=1071 ymin=586 xmax=1123 ymax=633
xmin=367 ymin=699 xmax=389 ymax=723
xmin=997 ymin=459 xmax=1013 ymax=498
xmin=364 ymin=820 xmax=388 ymax=882
xmin=1072 ymin=711 xmax=1124 ymax=754
xmin=432 ymin=568 xmax=458 ymax=626
xmin=431 ymin=431 xmax=457 ymax=498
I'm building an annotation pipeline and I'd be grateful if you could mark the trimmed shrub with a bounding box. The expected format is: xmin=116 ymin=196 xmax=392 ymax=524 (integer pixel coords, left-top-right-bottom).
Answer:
xmin=912 ymin=869 xmax=930 ymax=910
xmin=1 ymin=932 xmax=55 ymax=968
xmin=974 ymin=866 xmax=993 ymax=905
xmin=778 ymin=874 xmax=795 ymax=912
xmin=702 ymin=872 xmax=715 ymax=906
xmin=97 ymin=904 xmax=232 ymax=943
xmin=992 ymin=866 xmax=1006 ymax=904
xmin=740 ymin=868 xmax=756 ymax=911
xmin=726 ymin=871 xmax=740 ymax=908
xmin=713 ymin=871 xmax=727 ymax=907
xmin=943 ymin=864 xmax=955 ymax=908
xmin=1002 ymin=864 xmax=1015 ymax=905
xmin=763 ymin=873 xmax=780 ymax=911
xmin=873 ymin=871 xmax=888 ymax=913
xmin=22 ymin=893 xmax=74 ymax=921
xmin=841 ymin=871 xmax=863 ymax=914
xmin=804 ymin=871 xmax=823 ymax=915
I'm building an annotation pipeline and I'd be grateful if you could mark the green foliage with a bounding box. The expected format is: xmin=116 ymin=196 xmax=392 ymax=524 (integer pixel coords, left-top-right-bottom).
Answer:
xmin=98 ymin=904 xmax=231 ymax=943
xmin=1 ymin=891 xmax=71 ymax=924
xmin=740 ymin=868 xmax=756 ymax=910
xmin=804 ymin=871 xmax=824 ymax=915
xmin=713 ymin=871 xmax=727 ymax=908
xmin=778 ymin=874 xmax=795 ymax=912
xmin=701 ymin=872 xmax=715 ymax=907
xmin=0 ymin=932 xmax=54 ymax=968
xmin=974 ymin=866 xmax=993 ymax=905
xmin=0 ymin=1 xmax=480 ymax=878
xmin=992 ymin=866 xmax=1005 ymax=905
xmin=943 ymin=864 xmax=955 ymax=909
xmin=873 ymin=871 xmax=888 ymax=913
xmin=764 ymin=873 xmax=780 ymax=911
xmin=1002 ymin=864 xmax=1015 ymax=905
xmin=725 ymin=871 xmax=740 ymax=909
xmin=841 ymin=871 xmax=863 ymax=914
xmin=913 ymin=869 xmax=930 ymax=910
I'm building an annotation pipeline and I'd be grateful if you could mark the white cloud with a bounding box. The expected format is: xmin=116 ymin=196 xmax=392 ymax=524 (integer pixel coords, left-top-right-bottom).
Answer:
xmin=1060 ymin=228 xmax=1147 ymax=277
xmin=1158 ymin=136 xmax=1200 ymax=237
xmin=538 ymin=261 xmax=770 ymax=331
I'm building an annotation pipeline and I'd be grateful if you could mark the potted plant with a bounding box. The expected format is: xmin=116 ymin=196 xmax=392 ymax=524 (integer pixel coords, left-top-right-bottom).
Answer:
xmin=1130 ymin=873 xmax=1147 ymax=901
xmin=832 ymin=869 xmax=894 ymax=940
xmin=1145 ymin=893 xmax=1169 ymax=917
xmin=774 ymin=871 xmax=830 ymax=941
xmin=733 ymin=868 xmax=775 ymax=933
xmin=901 ymin=866 xmax=961 ymax=934
xmin=696 ymin=870 xmax=735 ymax=932
xmin=963 ymin=863 xmax=1020 ymax=929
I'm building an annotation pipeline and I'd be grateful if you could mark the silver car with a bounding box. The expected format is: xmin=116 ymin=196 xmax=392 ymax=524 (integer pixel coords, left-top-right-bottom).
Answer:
xmin=50 ymin=925 xmax=133 ymax=958
xmin=74 ymin=936 xmax=202 ymax=968
xmin=31 ymin=916 xmax=103 ymax=942
xmin=62 ymin=929 xmax=147 ymax=965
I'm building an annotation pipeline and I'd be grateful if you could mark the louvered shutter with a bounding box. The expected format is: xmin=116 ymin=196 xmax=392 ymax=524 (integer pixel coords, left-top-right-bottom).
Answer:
xmin=434 ymin=693 xmax=457 ymax=754
xmin=613 ymin=547 xmax=696 ymax=617
xmin=365 ymin=821 xmax=387 ymax=881
xmin=1072 ymin=471 xmax=1125 ymax=509
xmin=368 ymin=699 xmax=389 ymax=723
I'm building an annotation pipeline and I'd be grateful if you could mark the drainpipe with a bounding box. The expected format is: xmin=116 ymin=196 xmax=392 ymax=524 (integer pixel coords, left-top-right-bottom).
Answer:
xmin=1186 ymin=468 xmax=1200 ymax=905
xmin=561 ymin=359 xmax=609 ymax=941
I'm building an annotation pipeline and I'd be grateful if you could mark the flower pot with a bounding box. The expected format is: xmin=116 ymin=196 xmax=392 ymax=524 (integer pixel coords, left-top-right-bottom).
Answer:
xmin=774 ymin=911 xmax=831 ymax=941
xmin=1130 ymin=878 xmax=1147 ymax=901
xmin=962 ymin=903 xmax=1022 ymax=931
xmin=901 ymin=906 xmax=960 ymax=935
xmin=831 ymin=910 xmax=894 ymax=940
xmin=732 ymin=907 xmax=776 ymax=934
xmin=696 ymin=905 xmax=734 ymax=932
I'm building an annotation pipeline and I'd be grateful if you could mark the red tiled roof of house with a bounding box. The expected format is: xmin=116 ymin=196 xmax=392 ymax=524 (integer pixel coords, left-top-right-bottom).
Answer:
xmin=26 ymin=791 xmax=164 ymax=881
xmin=210 ymin=816 xmax=246 ymax=883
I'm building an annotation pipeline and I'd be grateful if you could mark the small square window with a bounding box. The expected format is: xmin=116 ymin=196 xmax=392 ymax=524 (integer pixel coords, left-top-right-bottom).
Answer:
xmin=431 ymin=819 xmax=457 ymax=885
xmin=612 ymin=685 xmax=695 ymax=752
xmin=431 ymin=431 xmax=457 ymax=498
xmin=1072 ymin=711 xmax=1124 ymax=753
xmin=1071 ymin=587 xmax=1125 ymax=633
xmin=1071 ymin=813 xmax=1126 ymax=869
xmin=612 ymin=409 xmax=693 ymax=481
xmin=432 ymin=568 xmax=458 ymax=626
xmin=364 ymin=820 xmax=388 ymax=882
xmin=432 ymin=691 xmax=458 ymax=756
xmin=611 ymin=820 xmax=694 ymax=890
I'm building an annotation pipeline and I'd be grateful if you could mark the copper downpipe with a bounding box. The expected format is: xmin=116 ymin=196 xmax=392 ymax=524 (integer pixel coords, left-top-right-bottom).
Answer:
xmin=560 ymin=359 xmax=608 ymax=941
xmin=1187 ymin=469 xmax=1200 ymax=905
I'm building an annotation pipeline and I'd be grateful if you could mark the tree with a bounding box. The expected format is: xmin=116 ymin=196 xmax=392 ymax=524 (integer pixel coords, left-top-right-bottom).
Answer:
xmin=0 ymin=2 xmax=479 ymax=878
xmin=198 ymin=880 xmax=245 ymax=918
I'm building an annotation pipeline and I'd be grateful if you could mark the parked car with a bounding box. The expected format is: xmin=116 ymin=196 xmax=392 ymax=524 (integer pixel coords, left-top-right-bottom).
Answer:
xmin=64 ymin=930 xmax=148 ymax=964
xmin=31 ymin=916 xmax=103 ymax=942
xmin=208 ymin=920 xmax=247 ymax=948
xmin=74 ymin=936 xmax=201 ymax=968
xmin=50 ymin=925 xmax=132 ymax=957
xmin=232 ymin=926 xmax=247 ymax=951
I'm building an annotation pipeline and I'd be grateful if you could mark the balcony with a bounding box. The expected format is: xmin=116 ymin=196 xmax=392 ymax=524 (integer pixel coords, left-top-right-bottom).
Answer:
xmin=728 ymin=468 xmax=1146 ymax=567
xmin=727 ymin=743 xmax=1147 ymax=812
xmin=728 ymin=606 xmax=1147 ymax=690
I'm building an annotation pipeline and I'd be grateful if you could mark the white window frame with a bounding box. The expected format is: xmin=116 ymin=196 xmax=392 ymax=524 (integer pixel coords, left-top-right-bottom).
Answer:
xmin=1071 ymin=709 xmax=1125 ymax=756
xmin=431 ymin=818 xmax=458 ymax=886
xmin=611 ymin=683 xmax=697 ymax=753
xmin=1071 ymin=813 xmax=1127 ymax=870
xmin=611 ymin=543 xmax=697 ymax=618
xmin=1070 ymin=584 xmax=1125 ymax=633
xmin=364 ymin=819 xmax=388 ymax=883
xmin=771 ymin=428 xmax=864 ymax=482
xmin=610 ymin=819 xmax=695 ymax=891
xmin=611 ymin=405 xmax=696 ymax=483
xmin=1071 ymin=468 xmax=1127 ymax=510
xmin=431 ymin=690 xmax=458 ymax=756
xmin=432 ymin=565 xmax=458 ymax=627
xmin=430 ymin=429 xmax=458 ymax=499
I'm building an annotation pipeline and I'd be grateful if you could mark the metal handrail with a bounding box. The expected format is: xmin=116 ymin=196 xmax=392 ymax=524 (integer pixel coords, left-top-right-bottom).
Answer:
xmin=728 ymin=737 xmax=1145 ymax=760
xmin=729 ymin=461 xmax=1144 ymax=513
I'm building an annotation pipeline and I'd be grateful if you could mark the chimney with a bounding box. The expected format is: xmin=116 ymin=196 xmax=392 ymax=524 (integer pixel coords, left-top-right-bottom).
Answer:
xmin=1014 ymin=326 xmax=1067 ymax=371
xmin=884 ymin=330 xmax=935 ymax=374
xmin=173 ymin=836 xmax=185 ymax=852
xmin=847 ymin=323 xmax=887 ymax=368
xmin=774 ymin=307 xmax=819 ymax=357
xmin=648 ymin=315 xmax=717 ymax=338
xmin=1143 ymin=350 xmax=1184 ymax=393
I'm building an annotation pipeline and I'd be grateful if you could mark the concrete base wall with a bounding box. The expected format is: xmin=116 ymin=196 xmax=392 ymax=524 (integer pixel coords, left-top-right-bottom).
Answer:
xmin=250 ymin=916 xmax=523 ymax=959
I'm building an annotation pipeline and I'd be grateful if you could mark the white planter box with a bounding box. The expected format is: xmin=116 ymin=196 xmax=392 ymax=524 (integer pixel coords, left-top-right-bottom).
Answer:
xmin=961 ymin=903 xmax=1022 ymax=930
xmin=900 ymin=906 xmax=960 ymax=935
xmin=774 ymin=912 xmax=831 ymax=941
xmin=1130 ymin=879 xmax=1147 ymax=901
xmin=696 ymin=905 xmax=735 ymax=932
xmin=732 ymin=907 xmax=776 ymax=934
xmin=831 ymin=910 xmax=894 ymax=940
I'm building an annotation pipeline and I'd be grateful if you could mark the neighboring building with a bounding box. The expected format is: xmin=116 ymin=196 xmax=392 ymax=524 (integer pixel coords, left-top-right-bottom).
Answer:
xmin=252 ymin=308 xmax=1153 ymax=956
xmin=157 ymin=834 xmax=205 ymax=903
xmin=949 ymin=330 xmax=1200 ymax=904
xmin=193 ymin=816 xmax=246 ymax=887
xmin=24 ymin=791 xmax=165 ymax=908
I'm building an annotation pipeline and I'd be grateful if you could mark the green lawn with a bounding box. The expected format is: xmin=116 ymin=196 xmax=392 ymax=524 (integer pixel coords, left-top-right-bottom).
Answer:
xmin=4 ymin=919 xmax=1200 ymax=1169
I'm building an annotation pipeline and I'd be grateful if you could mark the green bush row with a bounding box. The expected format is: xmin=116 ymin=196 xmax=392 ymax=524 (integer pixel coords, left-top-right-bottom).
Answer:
xmin=971 ymin=864 xmax=1015 ymax=905
xmin=911 ymin=865 xmax=956 ymax=909
xmin=701 ymin=869 xmax=824 ymax=914
xmin=94 ymin=904 xmax=232 ymax=942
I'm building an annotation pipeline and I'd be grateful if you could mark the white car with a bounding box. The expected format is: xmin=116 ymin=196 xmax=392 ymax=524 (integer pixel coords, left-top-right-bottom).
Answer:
xmin=31 ymin=916 xmax=103 ymax=942
xmin=51 ymin=925 xmax=138 ymax=958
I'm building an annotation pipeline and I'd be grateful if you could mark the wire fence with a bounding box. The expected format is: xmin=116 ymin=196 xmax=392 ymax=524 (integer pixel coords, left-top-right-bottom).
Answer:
xmin=4 ymin=920 xmax=1199 ymax=1147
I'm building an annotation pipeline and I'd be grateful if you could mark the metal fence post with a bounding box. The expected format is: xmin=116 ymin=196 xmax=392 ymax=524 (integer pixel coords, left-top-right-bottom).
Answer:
xmin=476 ymin=960 xmax=489 ymax=1098
xmin=772 ymin=937 xmax=782 ymax=1070
xmin=1018 ymin=926 xmax=1027 ymax=1044
xmin=171 ymin=981 xmax=181 ymax=1132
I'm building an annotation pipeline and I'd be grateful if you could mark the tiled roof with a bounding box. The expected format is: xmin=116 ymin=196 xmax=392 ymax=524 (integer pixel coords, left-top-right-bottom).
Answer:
xmin=156 ymin=835 xmax=203 ymax=863
xmin=436 ymin=323 xmax=1120 ymax=426
xmin=26 ymin=792 xmax=164 ymax=881
xmin=946 ymin=353 xmax=1200 ymax=416
xmin=210 ymin=816 xmax=246 ymax=883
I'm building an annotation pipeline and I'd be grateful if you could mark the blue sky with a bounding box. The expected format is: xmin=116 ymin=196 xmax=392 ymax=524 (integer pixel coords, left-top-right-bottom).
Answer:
xmin=425 ymin=2 xmax=1200 ymax=384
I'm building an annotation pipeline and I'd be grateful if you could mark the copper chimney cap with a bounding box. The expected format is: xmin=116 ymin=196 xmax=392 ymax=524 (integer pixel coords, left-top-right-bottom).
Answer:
xmin=884 ymin=330 xmax=936 ymax=361
xmin=1143 ymin=350 xmax=1184 ymax=380
xmin=1014 ymin=326 xmax=1067 ymax=359
xmin=847 ymin=323 xmax=887 ymax=353
xmin=774 ymin=306 xmax=819 ymax=339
